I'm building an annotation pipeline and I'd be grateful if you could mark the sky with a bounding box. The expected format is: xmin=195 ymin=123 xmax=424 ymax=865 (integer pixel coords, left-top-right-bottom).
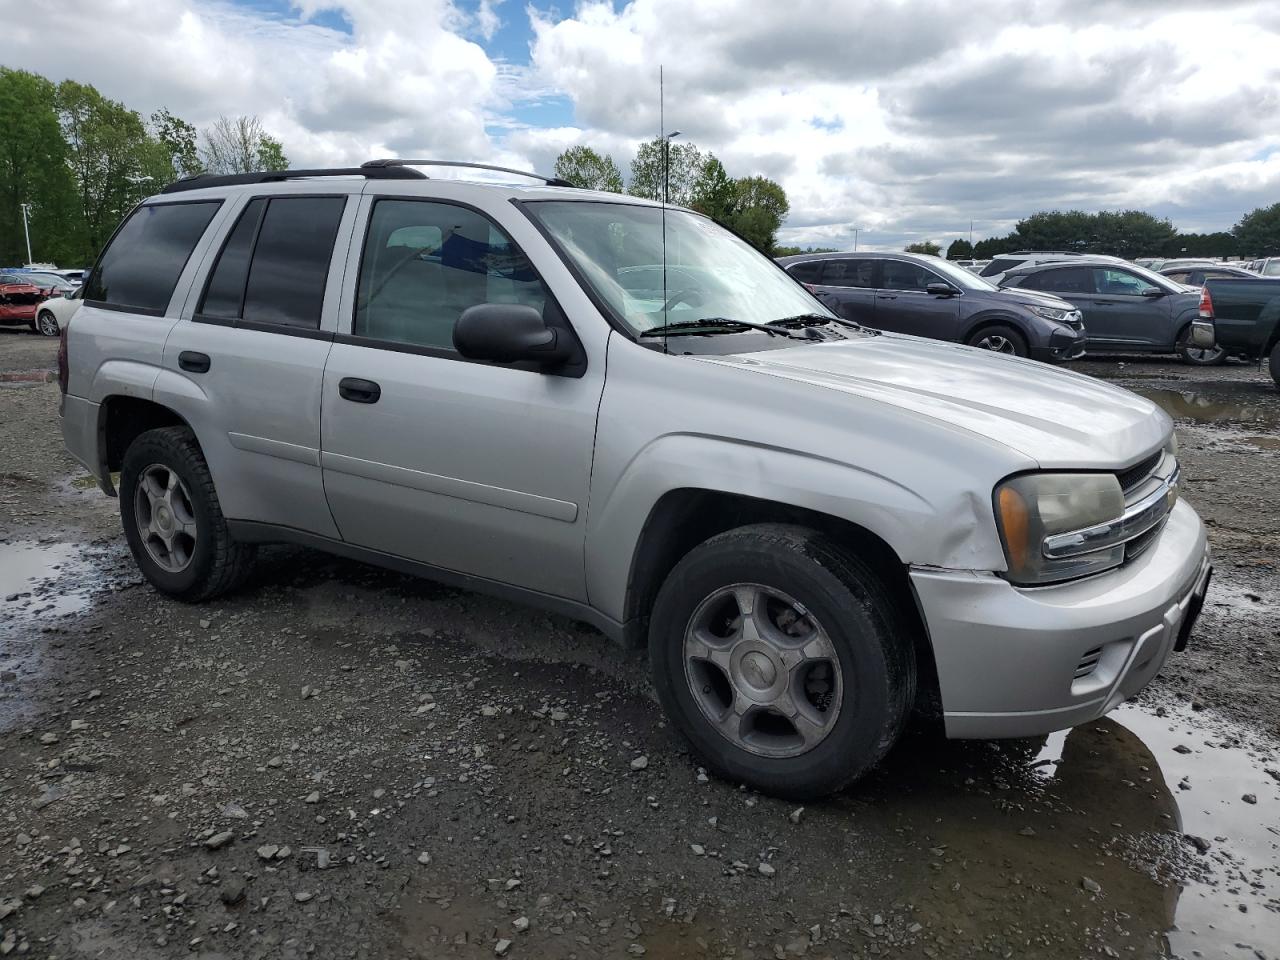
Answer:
xmin=5 ymin=0 xmax=1280 ymax=251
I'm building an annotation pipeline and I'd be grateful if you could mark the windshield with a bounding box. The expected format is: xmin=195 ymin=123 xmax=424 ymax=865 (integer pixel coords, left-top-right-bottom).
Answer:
xmin=920 ymin=256 xmax=998 ymax=291
xmin=1264 ymin=260 xmax=1280 ymax=277
xmin=523 ymin=200 xmax=833 ymax=336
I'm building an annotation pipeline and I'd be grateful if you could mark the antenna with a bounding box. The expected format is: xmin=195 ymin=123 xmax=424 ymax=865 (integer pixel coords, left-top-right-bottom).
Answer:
xmin=660 ymin=65 xmax=669 ymax=356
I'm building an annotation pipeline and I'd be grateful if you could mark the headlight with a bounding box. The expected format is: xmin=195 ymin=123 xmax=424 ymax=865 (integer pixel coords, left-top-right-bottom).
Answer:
xmin=994 ymin=473 xmax=1125 ymax=585
xmin=1029 ymin=303 xmax=1073 ymax=323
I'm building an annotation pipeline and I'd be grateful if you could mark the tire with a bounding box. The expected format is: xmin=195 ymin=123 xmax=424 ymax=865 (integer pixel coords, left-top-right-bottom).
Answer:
xmin=1269 ymin=341 xmax=1280 ymax=390
xmin=1176 ymin=327 xmax=1225 ymax=366
xmin=648 ymin=524 xmax=916 ymax=799
xmin=965 ymin=324 xmax=1028 ymax=358
xmin=35 ymin=309 xmax=60 ymax=337
xmin=120 ymin=426 xmax=256 ymax=602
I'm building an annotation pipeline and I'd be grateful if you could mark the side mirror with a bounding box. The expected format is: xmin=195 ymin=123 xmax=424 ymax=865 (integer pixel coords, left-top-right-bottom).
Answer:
xmin=453 ymin=303 xmax=574 ymax=369
xmin=1141 ymin=287 xmax=1165 ymax=298
xmin=926 ymin=282 xmax=958 ymax=297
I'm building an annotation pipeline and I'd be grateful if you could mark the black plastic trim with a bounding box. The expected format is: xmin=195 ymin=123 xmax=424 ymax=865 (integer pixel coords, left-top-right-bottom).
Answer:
xmin=225 ymin=519 xmax=624 ymax=642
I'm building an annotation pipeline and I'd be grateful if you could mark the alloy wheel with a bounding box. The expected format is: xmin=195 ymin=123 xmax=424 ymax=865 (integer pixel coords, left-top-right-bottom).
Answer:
xmin=975 ymin=334 xmax=1016 ymax=353
xmin=134 ymin=463 xmax=198 ymax=573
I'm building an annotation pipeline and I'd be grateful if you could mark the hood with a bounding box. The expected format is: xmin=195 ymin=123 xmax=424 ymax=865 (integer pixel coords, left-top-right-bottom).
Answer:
xmin=988 ymin=286 xmax=1076 ymax=311
xmin=708 ymin=333 xmax=1170 ymax=468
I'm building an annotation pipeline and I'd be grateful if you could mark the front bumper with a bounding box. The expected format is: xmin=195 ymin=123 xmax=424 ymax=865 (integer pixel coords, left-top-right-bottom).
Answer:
xmin=1031 ymin=324 xmax=1087 ymax=363
xmin=911 ymin=498 xmax=1210 ymax=739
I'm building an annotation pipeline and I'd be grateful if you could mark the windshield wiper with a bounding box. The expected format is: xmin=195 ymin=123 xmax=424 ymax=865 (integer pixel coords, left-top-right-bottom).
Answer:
xmin=639 ymin=317 xmax=811 ymax=340
xmin=771 ymin=312 xmax=870 ymax=333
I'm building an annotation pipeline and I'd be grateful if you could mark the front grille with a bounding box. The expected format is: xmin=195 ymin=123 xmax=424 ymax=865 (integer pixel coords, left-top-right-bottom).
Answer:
xmin=1074 ymin=647 xmax=1103 ymax=679
xmin=1125 ymin=523 xmax=1163 ymax=561
xmin=1116 ymin=451 xmax=1162 ymax=495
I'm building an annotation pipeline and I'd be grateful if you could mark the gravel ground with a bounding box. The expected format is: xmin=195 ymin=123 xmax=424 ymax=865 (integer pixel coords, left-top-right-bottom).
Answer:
xmin=2 ymin=331 xmax=1278 ymax=959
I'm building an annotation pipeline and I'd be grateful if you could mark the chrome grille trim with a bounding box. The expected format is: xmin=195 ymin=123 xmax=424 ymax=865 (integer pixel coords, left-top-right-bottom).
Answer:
xmin=1042 ymin=463 xmax=1180 ymax=561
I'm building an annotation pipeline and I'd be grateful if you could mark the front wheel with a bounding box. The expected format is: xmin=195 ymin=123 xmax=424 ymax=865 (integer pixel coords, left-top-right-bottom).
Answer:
xmin=965 ymin=324 xmax=1028 ymax=357
xmin=120 ymin=426 xmax=256 ymax=601
xmin=648 ymin=524 xmax=916 ymax=799
xmin=35 ymin=309 xmax=60 ymax=337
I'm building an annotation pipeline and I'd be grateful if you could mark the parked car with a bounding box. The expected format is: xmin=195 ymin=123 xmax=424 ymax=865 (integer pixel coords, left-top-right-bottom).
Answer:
xmin=976 ymin=250 xmax=1127 ymax=285
xmin=1251 ymin=257 xmax=1280 ymax=278
xmin=19 ymin=270 xmax=79 ymax=296
xmin=999 ymin=259 xmax=1218 ymax=364
xmin=34 ymin=283 xmax=82 ymax=337
xmin=1143 ymin=258 xmax=1218 ymax=272
xmin=0 ymin=274 xmax=48 ymax=332
xmin=776 ymin=251 xmax=1085 ymax=361
xmin=1199 ymin=276 xmax=1280 ymax=388
xmin=1159 ymin=264 xmax=1260 ymax=286
xmin=60 ymin=161 xmax=1211 ymax=799
xmin=0 ymin=270 xmax=59 ymax=299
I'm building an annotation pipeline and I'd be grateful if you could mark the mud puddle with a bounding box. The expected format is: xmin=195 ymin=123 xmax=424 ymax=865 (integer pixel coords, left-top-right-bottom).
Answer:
xmin=0 ymin=540 xmax=96 ymax=617
xmin=1134 ymin=387 xmax=1279 ymax=429
xmin=843 ymin=700 xmax=1280 ymax=959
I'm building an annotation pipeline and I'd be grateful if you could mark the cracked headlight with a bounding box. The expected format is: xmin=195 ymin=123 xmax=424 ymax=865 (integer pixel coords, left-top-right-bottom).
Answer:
xmin=994 ymin=473 xmax=1125 ymax=585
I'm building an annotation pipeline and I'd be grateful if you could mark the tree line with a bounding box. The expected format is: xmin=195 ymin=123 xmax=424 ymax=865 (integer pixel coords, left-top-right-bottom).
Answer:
xmin=0 ymin=67 xmax=289 ymax=266
xmin=553 ymin=144 xmax=789 ymax=254
xmin=938 ymin=206 xmax=1280 ymax=262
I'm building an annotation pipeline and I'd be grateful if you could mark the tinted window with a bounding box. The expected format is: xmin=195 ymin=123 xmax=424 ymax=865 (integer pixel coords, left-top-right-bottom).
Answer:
xmin=198 ymin=198 xmax=266 ymax=320
xmin=1022 ymin=266 xmax=1094 ymax=295
xmin=821 ymin=259 xmax=875 ymax=288
xmin=84 ymin=201 xmax=220 ymax=312
xmin=237 ymin=197 xmax=345 ymax=329
xmin=1264 ymin=260 xmax=1280 ymax=277
xmin=354 ymin=199 xmax=547 ymax=350
xmin=785 ymin=261 xmax=823 ymax=283
xmin=980 ymin=257 xmax=1019 ymax=277
xmin=1093 ymin=268 xmax=1158 ymax=296
xmin=880 ymin=260 xmax=938 ymax=292
xmin=1163 ymin=271 xmax=1191 ymax=284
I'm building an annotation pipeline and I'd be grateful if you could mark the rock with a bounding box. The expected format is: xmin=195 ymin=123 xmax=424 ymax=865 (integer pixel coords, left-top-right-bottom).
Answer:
xmin=789 ymin=807 xmax=804 ymax=824
xmin=219 ymin=881 xmax=246 ymax=906
xmin=304 ymin=791 xmax=321 ymax=804
xmin=0 ymin=899 xmax=20 ymax=921
xmin=23 ymin=885 xmax=44 ymax=900
xmin=70 ymin=719 xmax=87 ymax=731
xmin=690 ymin=844 xmax=705 ymax=856
xmin=1173 ymin=744 xmax=1192 ymax=754
xmin=1242 ymin=794 xmax=1257 ymax=804
xmin=417 ymin=851 xmax=432 ymax=865
xmin=627 ymin=946 xmax=646 ymax=957
xmin=205 ymin=831 xmax=235 ymax=850
xmin=630 ymin=756 xmax=649 ymax=771
xmin=757 ymin=862 xmax=776 ymax=877
xmin=512 ymin=916 xmax=530 ymax=933
xmin=221 ymin=802 xmax=249 ymax=819
xmin=1185 ymin=834 xmax=1212 ymax=854
xmin=39 ymin=733 xmax=58 ymax=745
xmin=495 ymin=939 xmax=513 ymax=956
xmin=266 ymin=756 xmax=283 ymax=768
xmin=1082 ymin=877 xmax=1102 ymax=894
xmin=550 ymin=710 xmax=568 ymax=722
xmin=1019 ymin=826 xmax=1037 ymax=837
xmin=199 ymin=618 xmax=211 ymax=629
xmin=294 ymin=891 xmax=313 ymax=903
xmin=257 ymin=844 xmax=280 ymax=861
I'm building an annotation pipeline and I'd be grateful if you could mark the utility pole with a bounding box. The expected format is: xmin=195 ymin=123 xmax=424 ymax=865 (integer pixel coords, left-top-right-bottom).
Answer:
xmin=20 ymin=203 xmax=33 ymax=265
xmin=969 ymin=218 xmax=973 ymax=248
xmin=853 ymin=227 xmax=859 ymax=251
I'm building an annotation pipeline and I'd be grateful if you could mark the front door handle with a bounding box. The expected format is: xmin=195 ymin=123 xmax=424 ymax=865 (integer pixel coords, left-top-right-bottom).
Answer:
xmin=876 ymin=294 xmax=898 ymax=300
xmin=178 ymin=351 xmax=210 ymax=373
xmin=338 ymin=377 xmax=381 ymax=404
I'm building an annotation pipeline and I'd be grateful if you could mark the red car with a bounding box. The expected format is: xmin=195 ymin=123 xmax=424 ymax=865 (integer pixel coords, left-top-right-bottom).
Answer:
xmin=0 ymin=273 xmax=53 ymax=333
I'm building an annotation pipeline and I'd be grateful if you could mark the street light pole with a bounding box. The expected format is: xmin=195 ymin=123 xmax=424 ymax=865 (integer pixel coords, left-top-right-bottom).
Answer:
xmin=663 ymin=131 xmax=682 ymax=205
xmin=852 ymin=227 xmax=859 ymax=251
xmin=20 ymin=203 xmax=33 ymax=265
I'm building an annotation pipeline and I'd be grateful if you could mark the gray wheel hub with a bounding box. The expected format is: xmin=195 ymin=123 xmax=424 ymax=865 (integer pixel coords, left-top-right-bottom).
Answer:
xmin=975 ymin=333 xmax=1015 ymax=353
xmin=683 ymin=583 xmax=843 ymax=759
xmin=134 ymin=463 xmax=198 ymax=573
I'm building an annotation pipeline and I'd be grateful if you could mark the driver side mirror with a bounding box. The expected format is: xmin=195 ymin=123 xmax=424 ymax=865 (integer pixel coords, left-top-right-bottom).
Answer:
xmin=453 ymin=303 xmax=575 ymax=369
xmin=1141 ymin=287 xmax=1165 ymax=298
xmin=926 ymin=282 xmax=958 ymax=297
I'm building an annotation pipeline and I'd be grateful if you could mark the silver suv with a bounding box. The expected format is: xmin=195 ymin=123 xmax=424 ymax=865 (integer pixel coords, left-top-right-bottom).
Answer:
xmin=59 ymin=161 xmax=1212 ymax=798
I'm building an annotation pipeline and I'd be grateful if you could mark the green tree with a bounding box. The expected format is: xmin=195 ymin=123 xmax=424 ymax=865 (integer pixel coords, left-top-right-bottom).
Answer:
xmin=1233 ymin=202 xmax=1280 ymax=257
xmin=945 ymin=238 xmax=973 ymax=260
xmin=904 ymin=240 xmax=942 ymax=256
xmin=690 ymin=154 xmax=735 ymax=222
xmin=57 ymin=79 xmax=171 ymax=260
xmin=552 ymin=145 xmax=623 ymax=192
xmin=726 ymin=175 xmax=789 ymax=253
xmin=973 ymin=235 xmax=1018 ymax=259
xmin=202 ymin=115 xmax=288 ymax=174
xmin=0 ymin=68 xmax=78 ymax=265
xmin=257 ymin=134 xmax=289 ymax=172
xmin=1090 ymin=210 xmax=1177 ymax=260
xmin=774 ymin=245 xmax=837 ymax=257
xmin=151 ymin=108 xmax=203 ymax=179
xmin=628 ymin=138 xmax=703 ymax=205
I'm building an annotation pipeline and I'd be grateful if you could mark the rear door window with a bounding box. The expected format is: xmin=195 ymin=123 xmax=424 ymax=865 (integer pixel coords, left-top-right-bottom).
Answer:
xmin=785 ymin=261 xmax=823 ymax=283
xmin=1021 ymin=266 xmax=1095 ymax=295
xmin=197 ymin=196 xmax=346 ymax=330
xmin=880 ymin=260 xmax=938 ymax=292
xmin=84 ymin=201 xmax=222 ymax=314
xmin=821 ymin=259 xmax=876 ymax=288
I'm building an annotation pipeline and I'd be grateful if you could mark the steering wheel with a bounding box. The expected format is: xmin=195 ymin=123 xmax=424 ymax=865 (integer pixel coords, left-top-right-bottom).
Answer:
xmin=660 ymin=288 xmax=704 ymax=313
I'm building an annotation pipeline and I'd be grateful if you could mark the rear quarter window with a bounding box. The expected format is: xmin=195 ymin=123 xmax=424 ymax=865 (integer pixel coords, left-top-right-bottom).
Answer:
xmin=83 ymin=201 xmax=222 ymax=314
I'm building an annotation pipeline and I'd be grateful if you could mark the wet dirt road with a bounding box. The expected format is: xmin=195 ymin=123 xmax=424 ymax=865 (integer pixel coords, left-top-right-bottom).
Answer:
xmin=2 ymin=332 xmax=1278 ymax=959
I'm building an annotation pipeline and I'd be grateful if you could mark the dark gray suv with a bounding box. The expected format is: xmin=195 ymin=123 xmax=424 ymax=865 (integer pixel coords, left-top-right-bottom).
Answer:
xmin=777 ymin=252 xmax=1086 ymax=362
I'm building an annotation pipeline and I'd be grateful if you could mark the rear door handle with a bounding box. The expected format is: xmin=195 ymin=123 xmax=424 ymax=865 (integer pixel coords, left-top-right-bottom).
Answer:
xmin=338 ymin=377 xmax=381 ymax=404
xmin=178 ymin=351 xmax=210 ymax=374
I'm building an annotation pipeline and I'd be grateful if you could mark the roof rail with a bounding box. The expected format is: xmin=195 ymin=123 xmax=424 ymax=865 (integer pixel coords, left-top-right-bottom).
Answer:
xmin=361 ymin=158 xmax=576 ymax=188
xmin=1010 ymin=250 xmax=1087 ymax=256
xmin=160 ymin=165 xmax=428 ymax=195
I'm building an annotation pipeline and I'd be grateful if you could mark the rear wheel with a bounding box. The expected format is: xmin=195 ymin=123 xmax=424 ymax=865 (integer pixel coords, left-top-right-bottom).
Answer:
xmin=120 ymin=426 xmax=255 ymax=601
xmin=1177 ymin=327 xmax=1225 ymax=366
xmin=966 ymin=324 xmax=1028 ymax=358
xmin=35 ymin=309 xmax=60 ymax=337
xmin=648 ymin=524 xmax=916 ymax=799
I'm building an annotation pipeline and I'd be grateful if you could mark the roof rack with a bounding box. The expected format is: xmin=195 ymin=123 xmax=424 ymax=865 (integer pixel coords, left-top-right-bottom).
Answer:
xmin=361 ymin=158 xmax=576 ymax=188
xmin=1010 ymin=250 xmax=1087 ymax=256
xmin=160 ymin=165 xmax=428 ymax=195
